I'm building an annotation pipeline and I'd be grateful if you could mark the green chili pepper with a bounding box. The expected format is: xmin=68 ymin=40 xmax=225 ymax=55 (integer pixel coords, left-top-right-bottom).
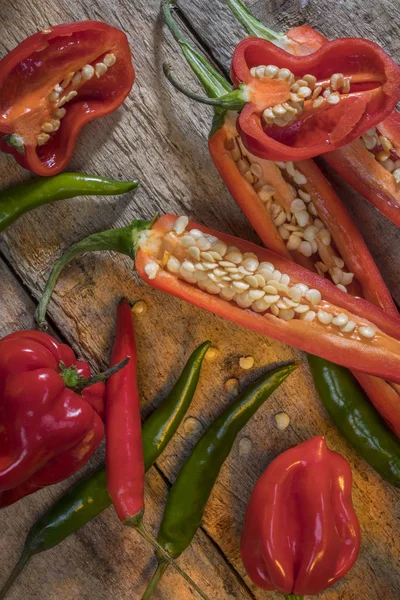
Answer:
xmin=0 ymin=173 xmax=139 ymax=233
xmin=0 ymin=341 xmax=211 ymax=600
xmin=308 ymin=355 xmax=400 ymax=486
xmin=141 ymin=361 xmax=297 ymax=600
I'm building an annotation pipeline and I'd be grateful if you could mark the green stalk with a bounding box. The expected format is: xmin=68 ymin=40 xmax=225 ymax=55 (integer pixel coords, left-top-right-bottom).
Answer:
xmin=163 ymin=63 xmax=247 ymax=110
xmin=35 ymin=216 xmax=157 ymax=328
xmin=161 ymin=0 xmax=233 ymax=135
xmin=129 ymin=516 xmax=210 ymax=600
xmin=226 ymin=0 xmax=288 ymax=45
xmin=162 ymin=0 xmax=231 ymax=97
xmin=141 ymin=560 xmax=169 ymax=600
xmin=60 ymin=357 xmax=130 ymax=392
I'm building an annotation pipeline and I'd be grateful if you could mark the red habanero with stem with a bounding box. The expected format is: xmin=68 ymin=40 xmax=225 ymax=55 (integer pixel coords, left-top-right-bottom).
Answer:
xmin=0 ymin=21 xmax=134 ymax=175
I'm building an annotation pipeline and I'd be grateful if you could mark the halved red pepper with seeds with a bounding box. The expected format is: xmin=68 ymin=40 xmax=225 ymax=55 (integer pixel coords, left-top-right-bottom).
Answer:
xmin=230 ymin=37 xmax=400 ymax=161
xmin=135 ymin=215 xmax=400 ymax=381
xmin=35 ymin=211 xmax=400 ymax=384
xmin=0 ymin=22 xmax=134 ymax=176
xmin=226 ymin=0 xmax=400 ymax=225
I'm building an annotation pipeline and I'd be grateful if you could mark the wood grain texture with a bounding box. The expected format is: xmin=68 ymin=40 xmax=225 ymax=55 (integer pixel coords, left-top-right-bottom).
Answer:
xmin=0 ymin=1 xmax=399 ymax=599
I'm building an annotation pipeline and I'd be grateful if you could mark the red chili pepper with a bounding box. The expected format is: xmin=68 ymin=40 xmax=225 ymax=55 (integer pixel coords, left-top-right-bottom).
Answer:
xmin=209 ymin=126 xmax=398 ymax=315
xmin=0 ymin=330 xmax=126 ymax=508
xmin=230 ymin=37 xmax=400 ymax=161
xmin=136 ymin=214 xmax=400 ymax=383
xmin=106 ymin=299 xmax=144 ymax=523
xmin=104 ymin=300 xmax=213 ymax=600
xmin=0 ymin=22 xmax=134 ymax=176
xmin=241 ymin=436 xmax=360 ymax=596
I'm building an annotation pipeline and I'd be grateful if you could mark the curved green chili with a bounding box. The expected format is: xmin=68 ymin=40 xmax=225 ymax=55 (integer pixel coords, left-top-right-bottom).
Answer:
xmin=0 ymin=341 xmax=210 ymax=600
xmin=0 ymin=173 xmax=139 ymax=233
xmin=308 ymin=355 xmax=400 ymax=486
xmin=141 ymin=361 xmax=297 ymax=599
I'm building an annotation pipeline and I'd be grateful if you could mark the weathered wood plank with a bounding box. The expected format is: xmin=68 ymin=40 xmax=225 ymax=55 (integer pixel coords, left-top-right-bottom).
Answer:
xmin=0 ymin=256 xmax=37 ymax=334
xmin=0 ymin=1 xmax=399 ymax=599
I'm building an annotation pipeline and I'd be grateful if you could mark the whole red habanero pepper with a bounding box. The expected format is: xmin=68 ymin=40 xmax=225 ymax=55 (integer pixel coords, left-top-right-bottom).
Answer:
xmin=0 ymin=330 xmax=127 ymax=508
xmin=0 ymin=22 xmax=134 ymax=176
xmin=226 ymin=0 xmax=400 ymax=227
xmin=161 ymin=2 xmax=400 ymax=437
xmin=241 ymin=436 xmax=360 ymax=597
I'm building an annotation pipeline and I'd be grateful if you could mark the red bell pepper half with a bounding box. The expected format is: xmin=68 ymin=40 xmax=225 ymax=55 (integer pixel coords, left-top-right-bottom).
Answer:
xmin=0 ymin=330 xmax=107 ymax=507
xmin=0 ymin=22 xmax=134 ymax=176
xmin=230 ymin=37 xmax=400 ymax=161
xmin=241 ymin=436 xmax=360 ymax=596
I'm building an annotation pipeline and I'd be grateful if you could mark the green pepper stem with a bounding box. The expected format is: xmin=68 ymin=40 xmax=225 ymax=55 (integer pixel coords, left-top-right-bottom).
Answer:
xmin=163 ymin=63 xmax=247 ymax=110
xmin=226 ymin=0 xmax=287 ymax=45
xmin=126 ymin=514 xmax=210 ymax=600
xmin=161 ymin=0 xmax=231 ymax=98
xmin=140 ymin=558 xmax=169 ymax=600
xmin=284 ymin=596 xmax=304 ymax=600
xmin=0 ymin=549 xmax=31 ymax=600
xmin=60 ymin=356 xmax=130 ymax=393
xmin=35 ymin=216 xmax=157 ymax=329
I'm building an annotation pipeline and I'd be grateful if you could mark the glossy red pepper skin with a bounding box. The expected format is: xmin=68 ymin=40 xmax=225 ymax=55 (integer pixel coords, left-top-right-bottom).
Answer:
xmin=136 ymin=215 xmax=400 ymax=383
xmin=241 ymin=436 xmax=360 ymax=595
xmin=0 ymin=330 xmax=105 ymax=508
xmin=106 ymin=300 xmax=144 ymax=522
xmin=0 ymin=22 xmax=134 ymax=176
xmin=274 ymin=23 xmax=400 ymax=226
xmin=231 ymin=37 xmax=400 ymax=161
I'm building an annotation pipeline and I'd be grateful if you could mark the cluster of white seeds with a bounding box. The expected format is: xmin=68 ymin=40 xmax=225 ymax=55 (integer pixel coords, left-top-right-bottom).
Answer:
xmin=229 ymin=136 xmax=355 ymax=290
xmin=37 ymin=53 xmax=117 ymax=147
xmin=361 ymin=127 xmax=400 ymax=184
xmin=250 ymin=66 xmax=350 ymax=128
xmin=143 ymin=216 xmax=376 ymax=340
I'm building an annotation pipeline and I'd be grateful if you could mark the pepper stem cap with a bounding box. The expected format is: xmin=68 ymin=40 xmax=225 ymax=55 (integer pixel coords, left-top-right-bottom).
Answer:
xmin=60 ymin=357 xmax=130 ymax=393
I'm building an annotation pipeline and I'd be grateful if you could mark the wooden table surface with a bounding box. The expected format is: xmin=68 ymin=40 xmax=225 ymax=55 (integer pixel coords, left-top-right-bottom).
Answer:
xmin=0 ymin=1 xmax=399 ymax=599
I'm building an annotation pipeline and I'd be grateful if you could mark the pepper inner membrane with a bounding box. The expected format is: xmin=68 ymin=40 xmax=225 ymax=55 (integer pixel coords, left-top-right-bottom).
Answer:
xmin=141 ymin=216 xmax=379 ymax=343
xmin=0 ymin=32 xmax=118 ymax=152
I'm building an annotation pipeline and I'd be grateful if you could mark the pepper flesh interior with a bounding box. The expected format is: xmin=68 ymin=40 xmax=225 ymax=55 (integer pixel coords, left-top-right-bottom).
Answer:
xmin=223 ymin=113 xmax=357 ymax=293
xmin=141 ymin=216 xmax=379 ymax=342
xmin=360 ymin=125 xmax=400 ymax=183
xmin=249 ymin=66 xmax=353 ymax=128
xmin=1 ymin=48 xmax=117 ymax=149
